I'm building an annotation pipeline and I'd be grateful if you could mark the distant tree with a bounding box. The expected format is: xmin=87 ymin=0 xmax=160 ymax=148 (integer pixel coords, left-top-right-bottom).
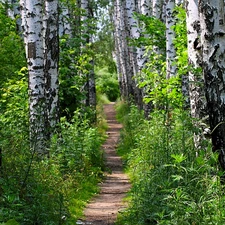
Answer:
xmin=166 ymin=0 xmax=176 ymax=79
xmin=80 ymin=0 xmax=96 ymax=109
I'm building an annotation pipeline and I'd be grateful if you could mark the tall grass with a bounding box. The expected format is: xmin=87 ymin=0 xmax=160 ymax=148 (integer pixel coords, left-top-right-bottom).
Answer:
xmin=115 ymin=102 xmax=225 ymax=225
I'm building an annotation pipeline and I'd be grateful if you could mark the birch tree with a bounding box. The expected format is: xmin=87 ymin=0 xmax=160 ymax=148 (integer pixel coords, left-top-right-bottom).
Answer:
xmin=6 ymin=0 xmax=22 ymax=32
xmin=43 ymin=0 xmax=59 ymax=132
xmin=137 ymin=0 xmax=151 ymax=72
xmin=80 ymin=0 xmax=96 ymax=108
xmin=59 ymin=0 xmax=72 ymax=37
xmin=199 ymin=0 xmax=225 ymax=170
xmin=152 ymin=0 xmax=164 ymax=21
xmin=20 ymin=0 xmax=59 ymax=156
xmin=186 ymin=0 xmax=207 ymax=148
xmin=113 ymin=0 xmax=129 ymax=99
xmin=166 ymin=0 xmax=176 ymax=79
xmin=20 ymin=0 xmax=46 ymax=154
xmin=125 ymin=0 xmax=143 ymax=106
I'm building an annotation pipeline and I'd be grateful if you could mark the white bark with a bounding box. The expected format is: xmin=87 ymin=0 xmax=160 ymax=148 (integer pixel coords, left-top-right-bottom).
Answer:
xmin=20 ymin=0 xmax=59 ymax=155
xmin=166 ymin=0 xmax=177 ymax=78
xmin=186 ymin=0 xmax=207 ymax=149
xmin=125 ymin=0 xmax=143 ymax=105
xmin=80 ymin=0 xmax=96 ymax=108
xmin=138 ymin=0 xmax=151 ymax=15
xmin=199 ymin=0 xmax=225 ymax=169
xmin=175 ymin=0 xmax=183 ymax=5
xmin=137 ymin=0 xmax=151 ymax=72
xmin=114 ymin=0 xmax=129 ymax=98
xmin=59 ymin=1 xmax=72 ymax=37
xmin=20 ymin=0 xmax=46 ymax=154
xmin=43 ymin=0 xmax=59 ymax=130
xmin=7 ymin=0 xmax=22 ymax=32
xmin=186 ymin=0 xmax=201 ymax=118
xmin=152 ymin=0 xmax=164 ymax=20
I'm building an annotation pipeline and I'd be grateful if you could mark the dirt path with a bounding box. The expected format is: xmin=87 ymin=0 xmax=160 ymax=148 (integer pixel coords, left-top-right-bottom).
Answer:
xmin=77 ymin=103 xmax=130 ymax=225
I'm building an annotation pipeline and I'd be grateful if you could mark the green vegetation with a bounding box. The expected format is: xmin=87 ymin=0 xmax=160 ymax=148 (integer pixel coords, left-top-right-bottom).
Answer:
xmin=115 ymin=102 xmax=225 ymax=225
xmin=0 ymin=91 xmax=105 ymax=224
xmin=96 ymin=67 xmax=120 ymax=102
xmin=115 ymin=7 xmax=225 ymax=224
xmin=2 ymin=1 xmax=225 ymax=224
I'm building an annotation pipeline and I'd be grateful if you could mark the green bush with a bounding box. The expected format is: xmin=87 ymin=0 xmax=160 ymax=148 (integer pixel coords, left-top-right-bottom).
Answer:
xmin=0 ymin=84 xmax=104 ymax=224
xmin=96 ymin=67 xmax=120 ymax=102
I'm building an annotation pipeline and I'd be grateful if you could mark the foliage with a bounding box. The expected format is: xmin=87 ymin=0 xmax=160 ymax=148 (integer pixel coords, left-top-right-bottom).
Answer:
xmin=0 ymin=108 xmax=104 ymax=224
xmin=0 ymin=3 xmax=26 ymax=90
xmin=93 ymin=8 xmax=117 ymax=73
xmin=116 ymin=102 xmax=225 ymax=225
xmin=115 ymin=5 xmax=225 ymax=225
xmin=131 ymin=13 xmax=166 ymax=51
xmin=136 ymin=6 xmax=188 ymax=110
xmin=59 ymin=35 xmax=87 ymax=120
xmin=172 ymin=6 xmax=189 ymax=78
xmin=96 ymin=67 xmax=120 ymax=102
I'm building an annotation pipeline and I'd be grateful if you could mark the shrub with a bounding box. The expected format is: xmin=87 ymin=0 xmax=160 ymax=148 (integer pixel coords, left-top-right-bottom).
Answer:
xmin=96 ymin=67 xmax=120 ymax=102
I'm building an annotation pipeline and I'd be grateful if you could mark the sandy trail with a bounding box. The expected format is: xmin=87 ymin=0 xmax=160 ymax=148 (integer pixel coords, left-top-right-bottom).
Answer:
xmin=77 ymin=103 xmax=130 ymax=225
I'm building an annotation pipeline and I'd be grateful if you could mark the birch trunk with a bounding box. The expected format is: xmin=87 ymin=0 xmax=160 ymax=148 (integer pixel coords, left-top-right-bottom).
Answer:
xmin=199 ymin=0 xmax=225 ymax=170
xmin=113 ymin=0 xmax=124 ymax=97
xmin=80 ymin=0 xmax=90 ymax=106
xmin=113 ymin=0 xmax=129 ymax=99
xmin=125 ymin=0 xmax=143 ymax=107
xmin=166 ymin=0 xmax=176 ymax=78
xmin=139 ymin=0 xmax=152 ymax=116
xmin=20 ymin=0 xmax=46 ymax=155
xmin=123 ymin=0 xmax=139 ymax=103
xmin=137 ymin=0 xmax=151 ymax=72
xmin=59 ymin=0 xmax=72 ymax=37
xmin=43 ymin=0 xmax=59 ymax=132
xmin=80 ymin=0 xmax=96 ymax=109
xmin=7 ymin=0 xmax=22 ymax=32
xmin=152 ymin=0 xmax=164 ymax=20
xmin=186 ymin=0 xmax=207 ymax=149
xmin=20 ymin=0 xmax=59 ymax=156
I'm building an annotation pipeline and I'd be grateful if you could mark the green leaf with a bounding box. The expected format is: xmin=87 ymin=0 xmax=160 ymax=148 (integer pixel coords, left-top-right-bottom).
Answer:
xmin=171 ymin=154 xmax=186 ymax=164
xmin=0 ymin=219 xmax=20 ymax=225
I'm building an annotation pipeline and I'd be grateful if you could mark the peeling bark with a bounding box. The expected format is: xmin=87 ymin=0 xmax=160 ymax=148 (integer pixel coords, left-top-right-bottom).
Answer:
xmin=43 ymin=0 xmax=59 ymax=133
xmin=200 ymin=0 xmax=225 ymax=170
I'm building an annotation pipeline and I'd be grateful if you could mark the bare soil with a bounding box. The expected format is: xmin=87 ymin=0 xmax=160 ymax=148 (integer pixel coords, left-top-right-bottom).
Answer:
xmin=77 ymin=103 xmax=130 ymax=225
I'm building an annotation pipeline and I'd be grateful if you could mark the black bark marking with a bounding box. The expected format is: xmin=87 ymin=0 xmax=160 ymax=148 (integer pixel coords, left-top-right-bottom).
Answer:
xmin=193 ymin=38 xmax=201 ymax=50
xmin=209 ymin=44 xmax=219 ymax=61
xmin=28 ymin=42 xmax=36 ymax=59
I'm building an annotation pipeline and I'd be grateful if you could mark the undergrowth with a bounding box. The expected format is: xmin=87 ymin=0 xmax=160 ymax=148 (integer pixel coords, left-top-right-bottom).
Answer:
xmin=0 ymin=73 xmax=107 ymax=224
xmin=115 ymin=102 xmax=225 ymax=225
